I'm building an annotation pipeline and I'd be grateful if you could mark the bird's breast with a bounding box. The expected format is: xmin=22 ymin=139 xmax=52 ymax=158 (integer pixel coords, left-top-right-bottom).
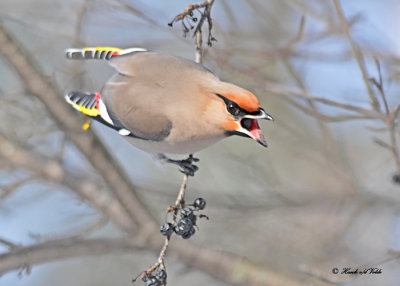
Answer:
xmin=125 ymin=133 xmax=225 ymax=155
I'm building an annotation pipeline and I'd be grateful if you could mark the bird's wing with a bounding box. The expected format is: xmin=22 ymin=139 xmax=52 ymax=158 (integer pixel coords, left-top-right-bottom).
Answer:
xmin=65 ymin=47 xmax=214 ymax=142
xmin=102 ymin=73 xmax=173 ymax=142
xmin=108 ymin=50 xmax=211 ymax=77
xmin=102 ymin=52 xmax=215 ymax=143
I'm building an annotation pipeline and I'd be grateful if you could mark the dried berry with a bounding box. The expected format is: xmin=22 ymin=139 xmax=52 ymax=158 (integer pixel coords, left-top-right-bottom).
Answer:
xmin=160 ymin=222 xmax=174 ymax=237
xmin=174 ymin=217 xmax=193 ymax=236
xmin=145 ymin=278 xmax=161 ymax=286
xmin=181 ymin=207 xmax=193 ymax=217
xmin=180 ymin=207 xmax=197 ymax=224
xmin=193 ymin=198 xmax=206 ymax=210
xmin=157 ymin=269 xmax=167 ymax=282
xmin=143 ymin=275 xmax=160 ymax=286
xmin=181 ymin=227 xmax=196 ymax=239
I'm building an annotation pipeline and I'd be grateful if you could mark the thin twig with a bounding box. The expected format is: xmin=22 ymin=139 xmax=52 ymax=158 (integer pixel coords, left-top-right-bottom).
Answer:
xmin=369 ymin=59 xmax=400 ymax=175
xmin=169 ymin=0 xmax=216 ymax=64
xmin=0 ymin=238 xmax=21 ymax=251
xmin=195 ymin=26 xmax=203 ymax=63
xmin=280 ymin=16 xmax=337 ymax=154
xmin=370 ymin=58 xmax=389 ymax=113
xmin=332 ymin=0 xmax=380 ymax=111
xmin=281 ymin=15 xmax=336 ymax=152
xmin=113 ymin=0 xmax=159 ymax=26
xmin=373 ymin=138 xmax=393 ymax=150
xmin=141 ymin=174 xmax=188 ymax=282
xmin=175 ymin=174 xmax=189 ymax=206
xmin=264 ymin=82 xmax=381 ymax=119
xmin=286 ymin=97 xmax=377 ymax=122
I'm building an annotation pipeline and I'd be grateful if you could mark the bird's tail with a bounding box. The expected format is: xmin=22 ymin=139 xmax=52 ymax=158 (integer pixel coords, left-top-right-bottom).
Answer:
xmin=64 ymin=91 xmax=131 ymax=134
xmin=64 ymin=91 xmax=101 ymax=117
xmin=65 ymin=47 xmax=147 ymax=60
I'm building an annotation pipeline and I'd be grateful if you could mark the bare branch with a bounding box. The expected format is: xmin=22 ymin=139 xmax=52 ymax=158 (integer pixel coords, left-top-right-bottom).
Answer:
xmin=373 ymin=138 xmax=393 ymax=150
xmin=113 ymin=0 xmax=159 ymax=26
xmin=0 ymin=175 xmax=34 ymax=202
xmin=285 ymin=14 xmax=306 ymax=49
xmin=332 ymin=0 xmax=380 ymax=111
xmin=139 ymin=174 xmax=189 ymax=282
xmin=368 ymin=59 xmax=400 ymax=175
xmin=299 ymin=263 xmax=353 ymax=284
xmin=370 ymin=58 xmax=389 ymax=114
xmin=0 ymin=133 xmax=134 ymax=233
xmin=168 ymin=239 xmax=316 ymax=286
xmin=393 ymin=104 xmax=400 ymax=122
xmin=280 ymin=52 xmax=336 ymax=153
xmin=264 ymin=82 xmax=381 ymax=120
xmin=168 ymin=0 xmax=216 ymax=63
xmin=286 ymin=97 xmax=376 ymax=122
xmin=0 ymin=238 xmax=144 ymax=275
xmin=195 ymin=26 xmax=203 ymax=64
xmin=28 ymin=217 xmax=109 ymax=242
xmin=0 ymin=237 xmax=21 ymax=251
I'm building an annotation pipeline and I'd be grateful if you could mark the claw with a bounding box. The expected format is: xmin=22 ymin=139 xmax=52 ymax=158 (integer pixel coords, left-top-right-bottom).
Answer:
xmin=190 ymin=155 xmax=200 ymax=162
xmin=163 ymin=154 xmax=200 ymax=176
xmin=179 ymin=163 xmax=198 ymax=176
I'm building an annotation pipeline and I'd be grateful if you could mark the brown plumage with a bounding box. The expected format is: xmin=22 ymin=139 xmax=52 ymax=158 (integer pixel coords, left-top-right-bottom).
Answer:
xmin=65 ymin=47 xmax=273 ymax=175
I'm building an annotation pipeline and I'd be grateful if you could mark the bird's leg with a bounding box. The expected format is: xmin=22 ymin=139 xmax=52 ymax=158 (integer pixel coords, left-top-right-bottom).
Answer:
xmin=158 ymin=154 xmax=200 ymax=176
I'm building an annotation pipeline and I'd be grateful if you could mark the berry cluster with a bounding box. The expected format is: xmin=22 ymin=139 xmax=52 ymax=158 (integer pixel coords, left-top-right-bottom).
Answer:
xmin=141 ymin=269 xmax=167 ymax=286
xmin=160 ymin=198 xmax=207 ymax=240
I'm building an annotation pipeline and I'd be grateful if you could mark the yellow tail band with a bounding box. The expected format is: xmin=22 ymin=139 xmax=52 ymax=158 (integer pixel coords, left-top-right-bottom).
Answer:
xmin=66 ymin=47 xmax=147 ymax=60
xmin=83 ymin=47 xmax=122 ymax=53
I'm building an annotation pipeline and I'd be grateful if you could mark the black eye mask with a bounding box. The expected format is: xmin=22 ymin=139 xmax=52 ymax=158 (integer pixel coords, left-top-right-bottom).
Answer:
xmin=216 ymin=94 xmax=262 ymax=118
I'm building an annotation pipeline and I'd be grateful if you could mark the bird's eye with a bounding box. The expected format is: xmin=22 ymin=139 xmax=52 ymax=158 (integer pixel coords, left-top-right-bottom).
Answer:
xmin=227 ymin=102 xmax=240 ymax=116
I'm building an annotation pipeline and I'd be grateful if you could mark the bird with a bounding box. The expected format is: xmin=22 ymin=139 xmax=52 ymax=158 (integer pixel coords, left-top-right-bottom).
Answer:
xmin=64 ymin=47 xmax=273 ymax=176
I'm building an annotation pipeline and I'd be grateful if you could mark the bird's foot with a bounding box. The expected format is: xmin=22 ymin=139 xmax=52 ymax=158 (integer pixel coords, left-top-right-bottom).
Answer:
xmin=164 ymin=154 xmax=200 ymax=176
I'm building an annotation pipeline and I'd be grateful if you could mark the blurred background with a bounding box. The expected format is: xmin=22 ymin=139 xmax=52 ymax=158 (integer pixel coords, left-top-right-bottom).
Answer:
xmin=1 ymin=0 xmax=400 ymax=285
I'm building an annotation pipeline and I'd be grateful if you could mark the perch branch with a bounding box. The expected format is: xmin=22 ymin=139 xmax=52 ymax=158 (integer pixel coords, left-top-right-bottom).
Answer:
xmin=140 ymin=174 xmax=189 ymax=282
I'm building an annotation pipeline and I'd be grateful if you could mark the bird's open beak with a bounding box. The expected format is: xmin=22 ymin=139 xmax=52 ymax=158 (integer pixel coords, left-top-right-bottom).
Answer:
xmin=236 ymin=108 xmax=273 ymax=147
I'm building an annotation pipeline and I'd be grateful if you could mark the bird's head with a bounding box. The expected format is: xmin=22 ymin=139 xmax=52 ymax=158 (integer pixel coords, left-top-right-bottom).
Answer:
xmin=209 ymin=82 xmax=273 ymax=147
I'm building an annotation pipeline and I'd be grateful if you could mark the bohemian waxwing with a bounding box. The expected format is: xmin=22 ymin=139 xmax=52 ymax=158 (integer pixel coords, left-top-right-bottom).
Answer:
xmin=65 ymin=47 xmax=273 ymax=175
